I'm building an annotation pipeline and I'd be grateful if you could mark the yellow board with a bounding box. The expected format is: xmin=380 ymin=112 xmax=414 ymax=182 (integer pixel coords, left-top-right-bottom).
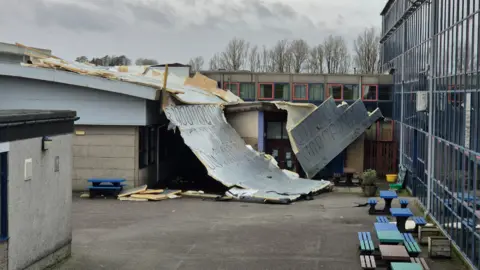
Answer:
xmin=130 ymin=194 xmax=169 ymax=201
xmin=139 ymin=189 xmax=165 ymax=194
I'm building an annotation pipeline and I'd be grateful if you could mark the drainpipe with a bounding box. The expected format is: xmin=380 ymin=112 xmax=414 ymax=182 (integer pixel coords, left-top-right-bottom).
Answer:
xmin=426 ymin=0 xmax=436 ymax=215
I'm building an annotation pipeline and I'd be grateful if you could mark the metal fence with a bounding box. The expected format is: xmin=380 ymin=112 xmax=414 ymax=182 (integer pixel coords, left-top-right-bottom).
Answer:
xmin=381 ymin=0 xmax=480 ymax=268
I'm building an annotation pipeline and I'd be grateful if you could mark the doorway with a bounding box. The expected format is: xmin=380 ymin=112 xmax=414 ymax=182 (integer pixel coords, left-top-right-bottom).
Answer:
xmin=264 ymin=121 xmax=299 ymax=172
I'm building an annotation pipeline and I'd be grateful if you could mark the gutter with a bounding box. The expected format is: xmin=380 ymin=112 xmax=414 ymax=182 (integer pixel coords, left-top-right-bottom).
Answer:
xmin=0 ymin=116 xmax=80 ymax=128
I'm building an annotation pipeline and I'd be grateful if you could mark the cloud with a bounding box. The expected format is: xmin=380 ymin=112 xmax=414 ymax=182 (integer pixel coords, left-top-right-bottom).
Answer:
xmin=126 ymin=2 xmax=175 ymax=27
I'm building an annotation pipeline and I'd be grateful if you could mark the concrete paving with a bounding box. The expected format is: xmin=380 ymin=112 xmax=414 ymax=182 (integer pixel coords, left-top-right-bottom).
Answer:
xmin=55 ymin=192 xmax=467 ymax=270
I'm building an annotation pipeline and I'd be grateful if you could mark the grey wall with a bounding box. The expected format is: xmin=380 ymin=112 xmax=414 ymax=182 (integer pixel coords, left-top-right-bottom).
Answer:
xmin=7 ymin=134 xmax=72 ymax=270
xmin=0 ymin=76 xmax=149 ymax=126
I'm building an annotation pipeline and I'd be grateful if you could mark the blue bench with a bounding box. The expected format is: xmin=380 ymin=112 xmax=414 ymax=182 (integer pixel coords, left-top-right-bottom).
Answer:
xmin=412 ymin=216 xmax=427 ymax=232
xmin=358 ymin=232 xmax=375 ymax=254
xmin=376 ymin=216 xmax=389 ymax=223
xmin=87 ymin=178 xmax=126 ymax=198
xmin=402 ymin=233 xmax=421 ymax=256
xmin=399 ymin=198 xmax=409 ymax=208
xmin=368 ymin=198 xmax=378 ymax=214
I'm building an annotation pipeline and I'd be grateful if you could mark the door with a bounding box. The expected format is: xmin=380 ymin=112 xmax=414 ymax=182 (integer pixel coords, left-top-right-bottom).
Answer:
xmin=265 ymin=121 xmax=299 ymax=172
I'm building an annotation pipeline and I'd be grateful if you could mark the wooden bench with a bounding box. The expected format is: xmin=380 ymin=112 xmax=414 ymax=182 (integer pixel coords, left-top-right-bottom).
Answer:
xmin=410 ymin=257 xmax=430 ymax=270
xmin=376 ymin=216 xmax=389 ymax=223
xmin=400 ymin=198 xmax=409 ymax=208
xmin=358 ymin=232 xmax=375 ymax=254
xmin=368 ymin=198 xmax=378 ymax=214
xmin=360 ymin=255 xmax=376 ymax=269
xmin=402 ymin=233 xmax=421 ymax=257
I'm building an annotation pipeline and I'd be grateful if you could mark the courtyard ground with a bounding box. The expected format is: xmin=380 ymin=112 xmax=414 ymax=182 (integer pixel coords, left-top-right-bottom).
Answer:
xmin=55 ymin=191 xmax=467 ymax=270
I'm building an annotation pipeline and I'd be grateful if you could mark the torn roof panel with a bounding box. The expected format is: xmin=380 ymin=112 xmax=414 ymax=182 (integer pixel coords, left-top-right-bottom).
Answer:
xmin=164 ymin=105 xmax=331 ymax=202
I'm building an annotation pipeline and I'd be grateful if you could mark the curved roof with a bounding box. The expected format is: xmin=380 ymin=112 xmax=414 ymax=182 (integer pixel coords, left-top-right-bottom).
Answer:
xmin=0 ymin=63 xmax=160 ymax=100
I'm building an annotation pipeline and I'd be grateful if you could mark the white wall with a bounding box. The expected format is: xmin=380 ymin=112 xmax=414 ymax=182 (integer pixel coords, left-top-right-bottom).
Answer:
xmin=0 ymin=76 xmax=148 ymax=126
xmin=7 ymin=134 xmax=72 ymax=270
xmin=226 ymin=111 xmax=259 ymax=148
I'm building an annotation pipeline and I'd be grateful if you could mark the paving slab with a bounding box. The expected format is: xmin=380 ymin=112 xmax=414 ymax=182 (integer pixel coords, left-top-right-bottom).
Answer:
xmin=54 ymin=193 xmax=467 ymax=270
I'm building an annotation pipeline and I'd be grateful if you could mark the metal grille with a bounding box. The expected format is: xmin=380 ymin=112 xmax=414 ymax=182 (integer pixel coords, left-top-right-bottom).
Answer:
xmin=381 ymin=1 xmax=480 ymax=268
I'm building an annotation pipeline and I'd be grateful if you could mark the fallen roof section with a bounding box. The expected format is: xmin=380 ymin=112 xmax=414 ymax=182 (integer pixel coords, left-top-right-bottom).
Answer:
xmin=164 ymin=104 xmax=332 ymax=203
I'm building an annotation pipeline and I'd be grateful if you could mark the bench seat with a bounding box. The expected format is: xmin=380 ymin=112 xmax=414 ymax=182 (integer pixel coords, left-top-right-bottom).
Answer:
xmin=403 ymin=233 xmax=421 ymax=256
xmin=400 ymin=198 xmax=409 ymax=208
xmin=376 ymin=216 xmax=389 ymax=223
xmin=360 ymin=255 xmax=376 ymax=269
xmin=358 ymin=232 xmax=375 ymax=254
xmin=410 ymin=257 xmax=430 ymax=270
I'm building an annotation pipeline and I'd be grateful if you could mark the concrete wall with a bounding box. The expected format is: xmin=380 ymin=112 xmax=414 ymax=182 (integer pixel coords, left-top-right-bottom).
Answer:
xmin=226 ymin=111 xmax=259 ymax=149
xmin=0 ymin=76 xmax=149 ymax=126
xmin=72 ymin=125 xmax=154 ymax=191
xmin=201 ymin=72 xmax=393 ymax=86
xmin=8 ymin=134 xmax=72 ymax=270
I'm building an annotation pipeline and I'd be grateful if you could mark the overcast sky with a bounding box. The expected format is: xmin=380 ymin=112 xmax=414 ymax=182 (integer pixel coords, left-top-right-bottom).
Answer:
xmin=0 ymin=0 xmax=387 ymax=64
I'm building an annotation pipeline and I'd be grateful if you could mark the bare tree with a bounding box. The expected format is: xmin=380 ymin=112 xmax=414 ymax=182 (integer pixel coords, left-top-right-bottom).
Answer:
xmin=188 ymin=56 xmax=205 ymax=72
xmin=219 ymin=38 xmax=249 ymax=71
xmin=261 ymin=45 xmax=273 ymax=72
xmin=248 ymin=45 xmax=261 ymax=72
xmin=307 ymin=45 xmax=324 ymax=73
xmin=353 ymin=27 xmax=380 ymax=74
xmin=209 ymin=53 xmax=223 ymax=70
xmin=324 ymin=35 xmax=350 ymax=74
xmin=270 ymin=39 xmax=291 ymax=73
xmin=135 ymin=58 xmax=159 ymax=65
xmin=290 ymin=39 xmax=309 ymax=73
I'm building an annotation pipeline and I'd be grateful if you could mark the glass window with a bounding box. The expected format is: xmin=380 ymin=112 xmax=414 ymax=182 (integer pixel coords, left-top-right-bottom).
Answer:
xmin=293 ymin=84 xmax=308 ymax=100
xmin=274 ymin=83 xmax=290 ymax=100
xmin=343 ymin=84 xmax=359 ymax=100
xmin=224 ymin=83 xmax=239 ymax=95
xmin=378 ymin=85 xmax=393 ymax=100
xmin=259 ymin=83 xmax=274 ymax=99
xmin=267 ymin=122 xmax=282 ymax=139
xmin=328 ymin=84 xmax=343 ymax=100
xmin=362 ymin=85 xmax=378 ymax=100
xmin=309 ymin=84 xmax=324 ymax=100
xmin=239 ymin=83 xmax=256 ymax=100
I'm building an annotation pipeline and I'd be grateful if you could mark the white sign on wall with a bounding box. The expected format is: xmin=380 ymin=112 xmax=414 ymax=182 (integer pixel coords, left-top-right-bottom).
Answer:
xmin=416 ymin=92 xmax=428 ymax=112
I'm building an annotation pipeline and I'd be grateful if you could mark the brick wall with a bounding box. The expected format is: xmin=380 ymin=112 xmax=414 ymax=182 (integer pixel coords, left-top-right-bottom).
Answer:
xmin=72 ymin=125 xmax=138 ymax=191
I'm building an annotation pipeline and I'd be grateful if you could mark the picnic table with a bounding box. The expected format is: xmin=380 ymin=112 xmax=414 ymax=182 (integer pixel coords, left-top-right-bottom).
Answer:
xmin=374 ymin=222 xmax=398 ymax=231
xmin=87 ymin=178 xmax=126 ymax=198
xmin=379 ymin=245 xmax=410 ymax=262
xmin=377 ymin=230 xmax=404 ymax=244
xmin=390 ymin=208 xmax=413 ymax=233
xmin=391 ymin=262 xmax=423 ymax=270
xmin=380 ymin=190 xmax=398 ymax=212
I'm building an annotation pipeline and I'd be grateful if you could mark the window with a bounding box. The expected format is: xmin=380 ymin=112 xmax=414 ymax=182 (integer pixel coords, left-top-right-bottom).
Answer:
xmin=327 ymin=84 xmax=343 ymax=100
xmin=266 ymin=122 xmax=289 ymax=139
xmin=379 ymin=85 xmax=393 ymax=100
xmin=274 ymin=83 xmax=290 ymax=100
xmin=343 ymin=84 xmax=359 ymax=100
xmin=139 ymin=126 xmax=156 ymax=168
xmin=223 ymin=82 xmax=240 ymax=96
xmin=308 ymin=84 xmax=324 ymax=100
xmin=362 ymin=84 xmax=378 ymax=100
xmin=0 ymin=152 xmax=7 ymax=240
xmin=239 ymin=83 xmax=256 ymax=100
xmin=292 ymin=84 xmax=308 ymax=100
xmin=258 ymin=83 xmax=274 ymax=100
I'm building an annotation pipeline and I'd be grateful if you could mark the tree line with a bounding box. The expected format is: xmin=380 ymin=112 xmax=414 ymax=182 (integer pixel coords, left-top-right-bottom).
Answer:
xmin=191 ymin=27 xmax=380 ymax=74
xmin=74 ymin=27 xmax=380 ymax=74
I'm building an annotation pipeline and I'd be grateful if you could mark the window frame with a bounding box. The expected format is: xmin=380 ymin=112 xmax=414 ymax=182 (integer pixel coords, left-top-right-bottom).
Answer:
xmin=223 ymin=82 xmax=240 ymax=96
xmin=258 ymin=83 xmax=275 ymax=100
xmin=343 ymin=84 xmax=359 ymax=100
xmin=326 ymin=84 xmax=344 ymax=100
xmin=238 ymin=82 xmax=256 ymax=101
xmin=292 ymin=83 xmax=309 ymax=101
xmin=362 ymin=84 xmax=379 ymax=101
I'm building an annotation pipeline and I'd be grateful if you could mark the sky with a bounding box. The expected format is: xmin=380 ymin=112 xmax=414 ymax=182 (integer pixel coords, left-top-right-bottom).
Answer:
xmin=0 ymin=0 xmax=388 ymax=64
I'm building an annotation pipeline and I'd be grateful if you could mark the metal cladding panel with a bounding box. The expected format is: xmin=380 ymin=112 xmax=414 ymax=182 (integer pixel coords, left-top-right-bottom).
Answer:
xmin=294 ymin=100 xmax=383 ymax=178
xmin=164 ymin=105 xmax=331 ymax=201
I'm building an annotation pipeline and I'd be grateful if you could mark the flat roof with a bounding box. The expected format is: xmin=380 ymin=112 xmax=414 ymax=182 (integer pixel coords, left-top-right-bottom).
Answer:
xmin=0 ymin=110 xmax=77 ymax=124
xmin=201 ymin=70 xmax=392 ymax=78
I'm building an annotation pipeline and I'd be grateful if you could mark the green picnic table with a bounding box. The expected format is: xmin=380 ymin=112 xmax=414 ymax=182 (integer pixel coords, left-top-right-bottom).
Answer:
xmin=391 ymin=262 xmax=423 ymax=270
xmin=377 ymin=230 xmax=404 ymax=244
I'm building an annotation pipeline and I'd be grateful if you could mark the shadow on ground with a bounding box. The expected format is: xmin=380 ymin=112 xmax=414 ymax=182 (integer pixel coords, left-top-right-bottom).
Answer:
xmin=55 ymin=192 xmax=467 ymax=270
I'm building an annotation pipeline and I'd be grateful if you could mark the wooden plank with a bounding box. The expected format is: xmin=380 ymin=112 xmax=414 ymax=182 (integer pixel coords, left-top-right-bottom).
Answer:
xmin=369 ymin=255 xmax=376 ymax=268
xmin=360 ymin=255 xmax=366 ymax=268
xmin=118 ymin=185 xmax=148 ymax=197
xmin=428 ymin=236 xmax=451 ymax=258
xmin=139 ymin=189 xmax=165 ymax=194
xmin=418 ymin=227 xmax=441 ymax=245
xmin=365 ymin=255 xmax=371 ymax=268
xmin=130 ymin=194 xmax=169 ymax=201
xmin=118 ymin=197 xmax=148 ymax=202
